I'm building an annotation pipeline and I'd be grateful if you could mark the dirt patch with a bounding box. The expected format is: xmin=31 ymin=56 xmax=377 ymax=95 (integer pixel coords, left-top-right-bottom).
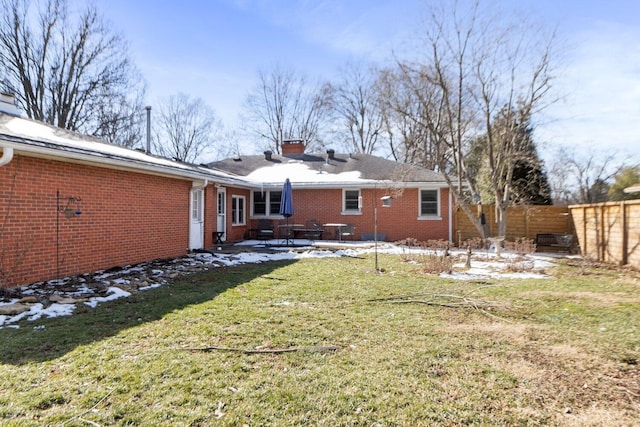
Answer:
xmin=521 ymin=290 xmax=640 ymax=307
xmin=443 ymin=321 xmax=640 ymax=425
xmin=443 ymin=322 xmax=540 ymax=345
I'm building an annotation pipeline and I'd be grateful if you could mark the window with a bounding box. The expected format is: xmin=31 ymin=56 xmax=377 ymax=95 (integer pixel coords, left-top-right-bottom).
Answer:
xmin=252 ymin=191 xmax=282 ymax=216
xmin=191 ymin=190 xmax=202 ymax=222
xmin=420 ymin=189 xmax=440 ymax=217
xmin=269 ymin=191 xmax=282 ymax=215
xmin=253 ymin=191 xmax=266 ymax=215
xmin=343 ymin=189 xmax=361 ymax=213
xmin=231 ymin=195 xmax=245 ymax=225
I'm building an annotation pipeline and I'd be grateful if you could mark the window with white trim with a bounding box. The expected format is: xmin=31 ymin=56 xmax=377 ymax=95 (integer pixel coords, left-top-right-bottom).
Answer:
xmin=343 ymin=189 xmax=361 ymax=214
xmin=191 ymin=190 xmax=203 ymax=222
xmin=252 ymin=191 xmax=282 ymax=216
xmin=419 ymin=189 xmax=440 ymax=217
xmin=231 ymin=195 xmax=246 ymax=225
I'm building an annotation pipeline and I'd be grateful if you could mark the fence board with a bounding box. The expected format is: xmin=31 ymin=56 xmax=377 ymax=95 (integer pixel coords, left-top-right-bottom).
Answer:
xmin=569 ymin=200 xmax=640 ymax=268
xmin=452 ymin=201 xmax=640 ymax=268
xmin=455 ymin=205 xmax=572 ymax=246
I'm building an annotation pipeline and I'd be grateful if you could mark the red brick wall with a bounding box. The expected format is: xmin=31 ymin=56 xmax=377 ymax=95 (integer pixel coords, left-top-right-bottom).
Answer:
xmin=245 ymin=186 xmax=452 ymax=243
xmin=224 ymin=187 xmax=251 ymax=242
xmin=0 ymin=155 xmax=197 ymax=287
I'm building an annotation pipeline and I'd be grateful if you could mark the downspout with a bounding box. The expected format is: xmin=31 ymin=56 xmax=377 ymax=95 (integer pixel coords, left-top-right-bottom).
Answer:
xmin=0 ymin=145 xmax=14 ymax=167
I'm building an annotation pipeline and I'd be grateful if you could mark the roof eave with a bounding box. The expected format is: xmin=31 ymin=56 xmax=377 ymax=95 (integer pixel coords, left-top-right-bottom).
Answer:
xmin=0 ymin=133 xmax=247 ymax=187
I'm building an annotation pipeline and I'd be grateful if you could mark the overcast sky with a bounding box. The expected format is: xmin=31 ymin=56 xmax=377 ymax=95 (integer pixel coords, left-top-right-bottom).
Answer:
xmin=89 ymin=0 xmax=640 ymax=164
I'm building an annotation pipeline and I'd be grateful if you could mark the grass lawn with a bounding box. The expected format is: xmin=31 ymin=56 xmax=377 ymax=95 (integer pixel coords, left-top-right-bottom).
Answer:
xmin=0 ymin=253 xmax=639 ymax=426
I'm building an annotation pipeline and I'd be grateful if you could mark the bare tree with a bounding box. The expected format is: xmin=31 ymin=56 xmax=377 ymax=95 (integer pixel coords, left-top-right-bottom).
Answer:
xmin=327 ymin=61 xmax=384 ymax=154
xmin=550 ymin=147 xmax=622 ymax=205
xmin=244 ymin=65 xmax=330 ymax=154
xmin=0 ymin=0 xmax=146 ymax=146
xmin=391 ymin=0 xmax=557 ymax=238
xmin=378 ymin=65 xmax=438 ymax=169
xmin=153 ymin=93 xmax=221 ymax=163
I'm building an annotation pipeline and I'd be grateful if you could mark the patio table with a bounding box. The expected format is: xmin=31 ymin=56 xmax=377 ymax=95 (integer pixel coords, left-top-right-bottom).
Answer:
xmin=277 ymin=224 xmax=303 ymax=245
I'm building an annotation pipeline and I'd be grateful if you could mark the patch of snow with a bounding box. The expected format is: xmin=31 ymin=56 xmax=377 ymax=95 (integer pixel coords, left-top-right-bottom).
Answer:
xmin=29 ymin=303 xmax=76 ymax=321
xmin=84 ymin=287 xmax=132 ymax=308
xmin=0 ymin=244 xmax=563 ymax=330
xmin=138 ymin=283 xmax=162 ymax=291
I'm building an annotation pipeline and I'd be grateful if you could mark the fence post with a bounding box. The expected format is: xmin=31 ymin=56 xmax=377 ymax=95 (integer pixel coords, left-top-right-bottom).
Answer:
xmin=621 ymin=201 xmax=628 ymax=265
xmin=582 ymin=206 xmax=588 ymax=257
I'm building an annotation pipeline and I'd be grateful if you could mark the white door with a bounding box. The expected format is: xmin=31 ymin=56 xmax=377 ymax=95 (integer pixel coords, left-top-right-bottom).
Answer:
xmin=217 ymin=188 xmax=226 ymax=242
xmin=189 ymin=188 xmax=204 ymax=250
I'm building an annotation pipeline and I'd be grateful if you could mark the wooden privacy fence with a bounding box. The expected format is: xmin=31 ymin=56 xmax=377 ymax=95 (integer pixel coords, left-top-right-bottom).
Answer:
xmin=455 ymin=202 xmax=640 ymax=268
xmin=569 ymin=200 xmax=640 ymax=268
xmin=455 ymin=205 xmax=572 ymax=246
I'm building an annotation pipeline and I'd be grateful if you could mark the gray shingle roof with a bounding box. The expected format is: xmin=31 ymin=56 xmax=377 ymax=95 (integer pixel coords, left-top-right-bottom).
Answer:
xmin=207 ymin=152 xmax=446 ymax=184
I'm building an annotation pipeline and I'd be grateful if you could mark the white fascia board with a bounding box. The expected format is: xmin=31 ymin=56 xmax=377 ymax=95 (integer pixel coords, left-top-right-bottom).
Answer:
xmin=0 ymin=135 xmax=247 ymax=187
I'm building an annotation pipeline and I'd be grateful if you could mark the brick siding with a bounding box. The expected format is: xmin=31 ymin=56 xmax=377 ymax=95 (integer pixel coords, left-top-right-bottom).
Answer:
xmin=247 ymin=187 xmax=452 ymax=243
xmin=0 ymin=155 xmax=195 ymax=286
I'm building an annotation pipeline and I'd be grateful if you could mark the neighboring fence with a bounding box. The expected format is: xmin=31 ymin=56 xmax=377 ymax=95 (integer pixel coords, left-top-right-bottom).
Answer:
xmin=569 ymin=200 xmax=640 ymax=268
xmin=454 ymin=201 xmax=640 ymax=268
xmin=455 ymin=205 xmax=572 ymax=246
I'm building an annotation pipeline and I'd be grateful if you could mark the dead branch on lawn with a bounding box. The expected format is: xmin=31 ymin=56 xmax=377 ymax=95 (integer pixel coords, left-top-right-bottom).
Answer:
xmin=182 ymin=345 xmax=341 ymax=354
xmin=369 ymin=293 xmax=485 ymax=308
xmin=368 ymin=293 xmax=514 ymax=322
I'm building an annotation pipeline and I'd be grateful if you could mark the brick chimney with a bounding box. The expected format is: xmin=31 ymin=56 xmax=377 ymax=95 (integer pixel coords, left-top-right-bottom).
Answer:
xmin=281 ymin=139 xmax=305 ymax=155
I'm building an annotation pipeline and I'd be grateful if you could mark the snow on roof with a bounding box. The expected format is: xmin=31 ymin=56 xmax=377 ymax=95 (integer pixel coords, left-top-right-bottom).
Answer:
xmin=0 ymin=114 xmax=240 ymax=183
xmin=208 ymin=152 xmax=448 ymax=188
xmin=245 ymin=161 xmax=381 ymax=185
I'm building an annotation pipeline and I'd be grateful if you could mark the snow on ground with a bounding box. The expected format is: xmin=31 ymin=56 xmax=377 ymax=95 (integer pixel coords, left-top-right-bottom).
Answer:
xmin=0 ymin=242 xmax=562 ymax=329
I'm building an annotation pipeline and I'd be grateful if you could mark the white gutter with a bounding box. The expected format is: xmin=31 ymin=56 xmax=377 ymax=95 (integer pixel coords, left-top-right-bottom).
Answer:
xmin=0 ymin=137 xmax=250 ymax=187
xmin=192 ymin=179 xmax=208 ymax=189
xmin=0 ymin=145 xmax=13 ymax=166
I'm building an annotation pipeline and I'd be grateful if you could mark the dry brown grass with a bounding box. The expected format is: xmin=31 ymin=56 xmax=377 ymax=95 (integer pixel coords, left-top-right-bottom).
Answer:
xmin=442 ymin=320 xmax=640 ymax=426
xmin=522 ymin=290 xmax=640 ymax=307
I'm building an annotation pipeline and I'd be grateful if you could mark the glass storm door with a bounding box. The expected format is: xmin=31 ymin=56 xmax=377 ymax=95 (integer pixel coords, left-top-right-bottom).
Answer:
xmin=189 ymin=188 xmax=204 ymax=250
xmin=217 ymin=188 xmax=226 ymax=242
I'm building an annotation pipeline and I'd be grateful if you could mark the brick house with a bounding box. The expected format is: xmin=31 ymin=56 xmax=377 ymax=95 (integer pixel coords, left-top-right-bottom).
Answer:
xmin=208 ymin=140 xmax=454 ymax=244
xmin=0 ymin=100 xmax=250 ymax=287
xmin=1 ymin=97 xmax=454 ymax=287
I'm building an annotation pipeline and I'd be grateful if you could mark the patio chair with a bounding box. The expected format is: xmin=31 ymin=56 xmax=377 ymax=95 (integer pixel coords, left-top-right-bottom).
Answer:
xmin=337 ymin=224 xmax=356 ymax=241
xmin=256 ymin=219 xmax=275 ymax=240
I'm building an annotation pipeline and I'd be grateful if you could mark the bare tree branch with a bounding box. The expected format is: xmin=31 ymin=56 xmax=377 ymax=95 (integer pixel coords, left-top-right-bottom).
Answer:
xmin=0 ymin=0 xmax=146 ymax=146
xmin=388 ymin=0 xmax=557 ymax=238
xmin=327 ymin=60 xmax=384 ymax=154
xmin=154 ymin=93 xmax=221 ymax=163
xmin=243 ymin=65 xmax=330 ymax=154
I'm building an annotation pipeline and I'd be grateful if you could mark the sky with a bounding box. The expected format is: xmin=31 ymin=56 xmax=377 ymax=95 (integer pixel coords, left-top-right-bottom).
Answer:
xmin=87 ymin=0 xmax=640 ymax=165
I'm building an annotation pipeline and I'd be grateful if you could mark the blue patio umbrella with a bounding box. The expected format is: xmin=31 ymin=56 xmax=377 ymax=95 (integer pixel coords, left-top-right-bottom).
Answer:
xmin=279 ymin=178 xmax=294 ymax=217
xmin=279 ymin=178 xmax=294 ymax=244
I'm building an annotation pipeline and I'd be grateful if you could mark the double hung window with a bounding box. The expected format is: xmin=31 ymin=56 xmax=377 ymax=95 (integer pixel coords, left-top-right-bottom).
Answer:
xmin=232 ymin=195 xmax=246 ymax=225
xmin=343 ymin=189 xmax=361 ymax=214
xmin=419 ymin=189 xmax=440 ymax=217
xmin=253 ymin=191 xmax=282 ymax=216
